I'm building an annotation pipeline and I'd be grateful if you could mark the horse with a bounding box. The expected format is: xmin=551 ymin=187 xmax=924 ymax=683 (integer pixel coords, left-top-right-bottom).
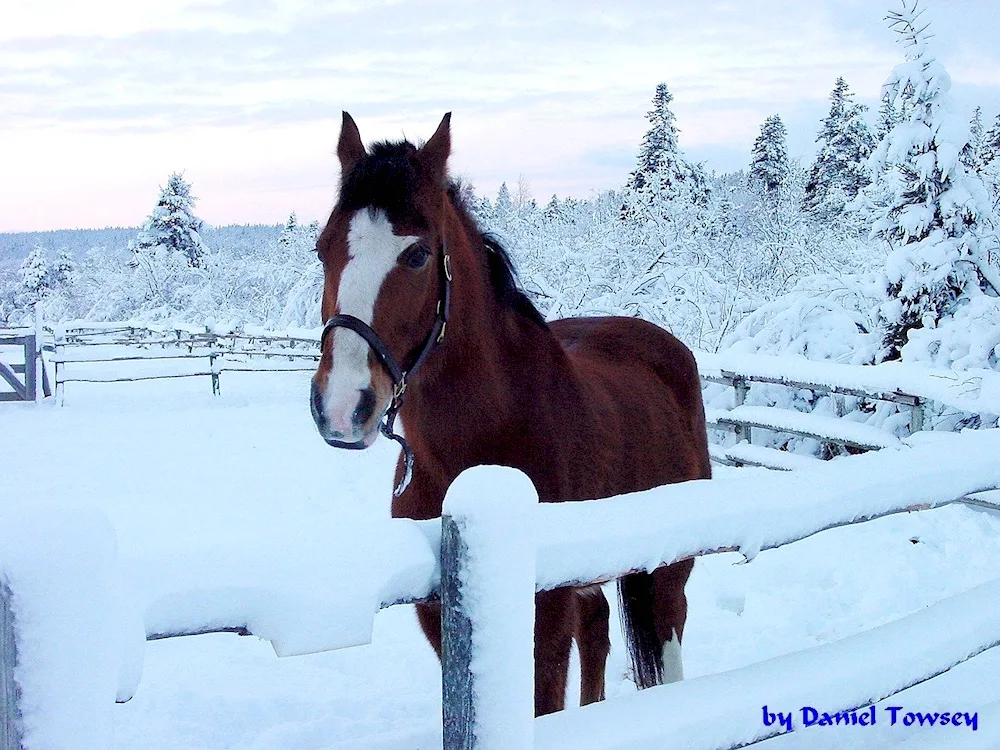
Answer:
xmin=310 ymin=112 xmax=712 ymax=716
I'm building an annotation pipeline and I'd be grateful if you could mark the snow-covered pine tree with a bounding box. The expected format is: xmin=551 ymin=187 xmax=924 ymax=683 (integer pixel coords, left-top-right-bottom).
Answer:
xmin=804 ymin=78 xmax=876 ymax=220
xmin=132 ymin=173 xmax=208 ymax=268
xmin=626 ymin=82 xmax=708 ymax=204
xmin=960 ymin=106 xmax=984 ymax=172
xmin=876 ymin=91 xmax=903 ymax=140
xmin=750 ymin=115 xmax=790 ymax=192
xmin=868 ymin=0 xmax=1000 ymax=361
xmin=278 ymin=212 xmax=299 ymax=248
xmin=52 ymin=249 xmax=74 ymax=286
xmin=979 ymin=112 xmax=1000 ymax=206
xmin=981 ymin=112 xmax=1000 ymax=168
xmin=496 ymin=182 xmax=513 ymax=215
xmin=19 ymin=247 xmax=50 ymax=302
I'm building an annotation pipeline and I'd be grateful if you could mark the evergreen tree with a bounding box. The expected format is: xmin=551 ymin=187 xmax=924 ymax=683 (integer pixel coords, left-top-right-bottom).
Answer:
xmin=19 ymin=247 xmax=50 ymax=302
xmin=278 ymin=212 xmax=299 ymax=248
xmin=961 ymin=107 xmax=984 ymax=172
xmin=866 ymin=1 xmax=999 ymax=361
xmin=876 ymin=91 xmax=903 ymax=140
xmin=750 ymin=115 xmax=790 ymax=192
xmin=803 ymin=78 xmax=877 ymax=220
xmin=980 ymin=112 xmax=1000 ymax=171
xmin=52 ymin=250 xmax=74 ymax=286
xmin=627 ymin=82 xmax=708 ymax=203
xmin=496 ymin=182 xmax=514 ymax=214
xmin=132 ymin=173 xmax=207 ymax=268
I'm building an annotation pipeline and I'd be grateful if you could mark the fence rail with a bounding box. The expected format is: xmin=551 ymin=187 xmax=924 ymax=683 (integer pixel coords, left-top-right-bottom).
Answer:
xmin=0 ymin=307 xmax=51 ymax=403
xmin=48 ymin=323 xmax=322 ymax=401
xmin=4 ymin=429 xmax=1000 ymax=749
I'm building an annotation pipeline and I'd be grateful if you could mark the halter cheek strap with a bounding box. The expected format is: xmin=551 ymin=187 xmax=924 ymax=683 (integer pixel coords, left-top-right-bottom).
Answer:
xmin=320 ymin=243 xmax=452 ymax=497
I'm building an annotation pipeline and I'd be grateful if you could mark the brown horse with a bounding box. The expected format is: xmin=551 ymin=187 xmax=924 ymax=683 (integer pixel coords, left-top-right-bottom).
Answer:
xmin=310 ymin=112 xmax=711 ymax=716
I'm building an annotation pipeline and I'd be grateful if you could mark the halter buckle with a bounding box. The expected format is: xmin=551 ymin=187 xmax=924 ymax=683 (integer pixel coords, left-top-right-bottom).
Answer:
xmin=392 ymin=377 xmax=407 ymax=404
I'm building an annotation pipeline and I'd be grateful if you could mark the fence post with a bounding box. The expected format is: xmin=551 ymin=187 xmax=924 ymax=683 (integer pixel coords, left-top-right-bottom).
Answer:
xmin=441 ymin=467 xmax=537 ymax=750
xmin=32 ymin=305 xmax=43 ymax=402
xmin=21 ymin=337 xmax=35 ymax=405
xmin=733 ymin=374 xmax=750 ymax=444
xmin=1 ymin=578 xmax=23 ymax=750
xmin=210 ymin=353 xmax=220 ymax=396
xmin=910 ymin=397 xmax=924 ymax=434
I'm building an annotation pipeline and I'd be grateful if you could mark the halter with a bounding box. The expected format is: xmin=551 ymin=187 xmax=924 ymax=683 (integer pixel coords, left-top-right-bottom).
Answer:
xmin=320 ymin=242 xmax=452 ymax=497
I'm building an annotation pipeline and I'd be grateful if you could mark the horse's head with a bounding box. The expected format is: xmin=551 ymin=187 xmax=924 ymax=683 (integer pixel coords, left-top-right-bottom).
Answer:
xmin=311 ymin=112 xmax=453 ymax=449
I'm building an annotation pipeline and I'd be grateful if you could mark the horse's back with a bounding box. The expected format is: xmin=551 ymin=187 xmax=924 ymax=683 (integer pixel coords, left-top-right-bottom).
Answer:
xmin=550 ymin=316 xmax=711 ymax=488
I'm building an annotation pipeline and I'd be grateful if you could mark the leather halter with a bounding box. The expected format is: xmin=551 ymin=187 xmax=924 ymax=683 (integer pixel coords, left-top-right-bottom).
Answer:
xmin=320 ymin=243 xmax=452 ymax=496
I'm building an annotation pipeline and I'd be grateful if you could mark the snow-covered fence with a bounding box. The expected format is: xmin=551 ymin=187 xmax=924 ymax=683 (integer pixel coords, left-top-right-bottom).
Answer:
xmin=0 ymin=307 xmax=51 ymax=403
xmin=5 ymin=430 xmax=999 ymax=749
xmin=446 ymin=430 xmax=1000 ymax=749
xmin=697 ymin=351 xmax=1000 ymax=470
xmin=50 ymin=322 xmax=321 ymax=402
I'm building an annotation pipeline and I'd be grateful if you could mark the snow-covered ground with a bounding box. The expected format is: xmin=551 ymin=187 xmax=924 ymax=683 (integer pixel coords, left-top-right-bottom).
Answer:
xmin=3 ymin=371 xmax=1000 ymax=749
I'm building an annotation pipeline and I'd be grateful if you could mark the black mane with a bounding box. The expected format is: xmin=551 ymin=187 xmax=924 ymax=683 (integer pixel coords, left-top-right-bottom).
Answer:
xmin=447 ymin=183 xmax=548 ymax=330
xmin=340 ymin=141 xmax=547 ymax=329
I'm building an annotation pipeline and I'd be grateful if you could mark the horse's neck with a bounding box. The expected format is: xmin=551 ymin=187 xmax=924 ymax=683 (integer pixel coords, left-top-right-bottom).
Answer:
xmin=401 ymin=271 xmax=570 ymax=459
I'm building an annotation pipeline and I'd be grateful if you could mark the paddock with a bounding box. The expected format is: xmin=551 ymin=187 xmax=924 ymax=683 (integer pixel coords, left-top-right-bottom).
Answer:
xmin=2 ymin=364 xmax=1000 ymax=749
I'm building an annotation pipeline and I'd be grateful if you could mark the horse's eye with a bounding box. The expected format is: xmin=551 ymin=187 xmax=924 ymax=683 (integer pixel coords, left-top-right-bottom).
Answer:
xmin=401 ymin=243 xmax=431 ymax=270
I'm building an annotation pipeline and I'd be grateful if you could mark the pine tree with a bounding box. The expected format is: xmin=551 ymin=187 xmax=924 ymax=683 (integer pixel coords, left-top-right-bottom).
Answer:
xmin=278 ymin=211 xmax=299 ymax=248
xmin=961 ymin=107 xmax=984 ymax=172
xmin=867 ymin=1 xmax=1000 ymax=361
xmin=876 ymin=91 xmax=903 ymax=140
xmin=980 ymin=112 xmax=1000 ymax=171
xmin=627 ymin=83 xmax=708 ymax=203
xmin=52 ymin=250 xmax=74 ymax=286
xmin=132 ymin=173 xmax=207 ymax=268
xmin=750 ymin=115 xmax=790 ymax=192
xmin=496 ymin=182 xmax=514 ymax=214
xmin=19 ymin=247 xmax=50 ymax=302
xmin=804 ymin=78 xmax=877 ymax=220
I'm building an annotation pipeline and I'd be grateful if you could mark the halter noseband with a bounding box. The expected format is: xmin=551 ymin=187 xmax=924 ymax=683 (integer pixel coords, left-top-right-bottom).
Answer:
xmin=319 ymin=242 xmax=452 ymax=497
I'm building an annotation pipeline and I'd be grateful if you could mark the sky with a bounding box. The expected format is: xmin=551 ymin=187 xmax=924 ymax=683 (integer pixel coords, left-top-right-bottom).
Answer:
xmin=2 ymin=0 xmax=999 ymax=232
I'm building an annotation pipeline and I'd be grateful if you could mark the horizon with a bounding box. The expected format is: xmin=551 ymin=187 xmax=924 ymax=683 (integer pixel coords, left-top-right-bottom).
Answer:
xmin=2 ymin=0 xmax=999 ymax=233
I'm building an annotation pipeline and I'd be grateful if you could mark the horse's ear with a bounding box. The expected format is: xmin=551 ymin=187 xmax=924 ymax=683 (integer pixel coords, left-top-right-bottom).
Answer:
xmin=338 ymin=112 xmax=366 ymax=174
xmin=419 ymin=112 xmax=451 ymax=186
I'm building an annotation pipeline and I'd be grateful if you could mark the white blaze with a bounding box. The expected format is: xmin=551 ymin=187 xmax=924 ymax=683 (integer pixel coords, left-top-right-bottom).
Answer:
xmin=322 ymin=210 xmax=418 ymax=427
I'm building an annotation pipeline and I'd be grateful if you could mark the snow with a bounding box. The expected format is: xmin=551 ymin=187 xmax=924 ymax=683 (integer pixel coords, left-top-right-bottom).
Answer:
xmin=2 ymin=373 xmax=1000 ymax=748
xmin=711 ymin=441 xmax=820 ymax=471
xmin=443 ymin=467 xmax=537 ymax=750
xmin=698 ymin=350 xmax=1000 ymax=416
xmin=533 ymin=428 xmax=1000 ymax=591
xmin=133 ymin=515 xmax=437 ymax=656
xmin=536 ymin=577 xmax=1000 ymax=750
xmin=707 ymin=405 xmax=901 ymax=450
xmin=0 ymin=505 xmax=145 ymax=750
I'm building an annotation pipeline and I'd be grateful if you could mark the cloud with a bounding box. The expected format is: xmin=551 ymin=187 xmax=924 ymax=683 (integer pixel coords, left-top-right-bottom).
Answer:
xmin=2 ymin=0 xmax=998 ymax=229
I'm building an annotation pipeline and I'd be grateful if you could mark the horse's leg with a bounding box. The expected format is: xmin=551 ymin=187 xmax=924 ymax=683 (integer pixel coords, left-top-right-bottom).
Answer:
xmin=652 ymin=557 xmax=695 ymax=683
xmin=534 ymin=587 xmax=575 ymax=716
xmin=574 ymin=585 xmax=610 ymax=706
xmin=415 ymin=600 xmax=443 ymax=658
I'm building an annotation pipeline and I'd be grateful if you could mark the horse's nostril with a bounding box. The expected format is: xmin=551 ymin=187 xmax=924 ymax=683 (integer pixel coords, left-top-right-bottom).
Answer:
xmin=310 ymin=381 xmax=326 ymax=428
xmin=353 ymin=387 xmax=377 ymax=427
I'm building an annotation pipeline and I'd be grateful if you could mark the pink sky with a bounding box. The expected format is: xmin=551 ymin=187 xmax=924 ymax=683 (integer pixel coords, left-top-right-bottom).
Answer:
xmin=2 ymin=0 xmax=998 ymax=232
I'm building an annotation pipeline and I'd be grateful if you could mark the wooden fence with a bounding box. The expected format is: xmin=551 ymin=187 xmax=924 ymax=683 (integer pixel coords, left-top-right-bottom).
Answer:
xmin=0 ymin=307 xmax=51 ymax=403
xmin=49 ymin=323 xmax=321 ymax=402
xmin=3 ymin=428 xmax=1000 ymax=749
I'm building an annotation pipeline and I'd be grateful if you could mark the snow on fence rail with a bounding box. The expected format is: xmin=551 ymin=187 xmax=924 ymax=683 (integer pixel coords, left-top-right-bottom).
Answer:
xmin=3 ymin=429 xmax=1000 ymax=749
xmin=48 ymin=321 xmax=322 ymax=401
xmin=0 ymin=307 xmax=51 ymax=403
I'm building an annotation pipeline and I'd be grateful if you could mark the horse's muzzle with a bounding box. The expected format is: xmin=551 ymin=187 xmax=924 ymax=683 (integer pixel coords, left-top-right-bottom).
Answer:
xmin=310 ymin=380 xmax=379 ymax=449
